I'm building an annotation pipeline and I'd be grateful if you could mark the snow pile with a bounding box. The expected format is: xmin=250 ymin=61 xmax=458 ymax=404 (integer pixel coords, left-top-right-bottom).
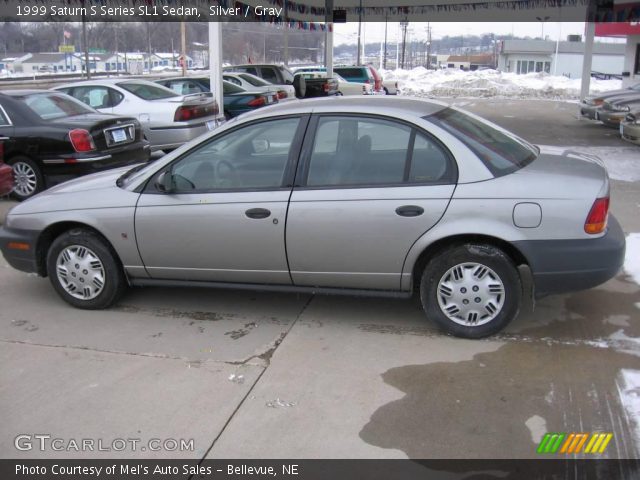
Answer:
xmin=617 ymin=370 xmax=640 ymax=454
xmin=382 ymin=67 xmax=622 ymax=100
xmin=625 ymin=234 xmax=640 ymax=286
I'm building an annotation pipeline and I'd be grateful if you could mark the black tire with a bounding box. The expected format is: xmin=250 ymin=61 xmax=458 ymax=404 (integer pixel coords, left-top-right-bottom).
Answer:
xmin=419 ymin=243 xmax=521 ymax=338
xmin=46 ymin=229 xmax=126 ymax=309
xmin=8 ymin=156 xmax=44 ymax=201
xmin=293 ymin=75 xmax=306 ymax=98
xmin=383 ymin=87 xmax=390 ymax=95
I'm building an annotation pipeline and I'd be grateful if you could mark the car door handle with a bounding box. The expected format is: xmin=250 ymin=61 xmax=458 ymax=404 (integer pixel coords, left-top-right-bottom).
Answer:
xmin=395 ymin=205 xmax=424 ymax=217
xmin=245 ymin=208 xmax=271 ymax=219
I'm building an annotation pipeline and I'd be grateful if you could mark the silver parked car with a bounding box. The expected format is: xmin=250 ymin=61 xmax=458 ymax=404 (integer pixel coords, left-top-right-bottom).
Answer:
xmin=53 ymin=79 xmax=219 ymax=152
xmin=0 ymin=97 xmax=625 ymax=338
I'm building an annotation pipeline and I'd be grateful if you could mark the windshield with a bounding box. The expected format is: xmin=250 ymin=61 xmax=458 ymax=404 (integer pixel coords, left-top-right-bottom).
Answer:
xmin=238 ymin=74 xmax=270 ymax=87
xmin=425 ymin=108 xmax=537 ymax=177
xmin=117 ymin=82 xmax=177 ymax=100
xmin=22 ymin=92 xmax=95 ymax=120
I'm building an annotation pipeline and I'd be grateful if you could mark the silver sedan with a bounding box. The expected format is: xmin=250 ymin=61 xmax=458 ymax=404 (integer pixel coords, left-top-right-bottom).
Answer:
xmin=0 ymin=97 xmax=625 ymax=338
xmin=54 ymin=79 xmax=219 ymax=152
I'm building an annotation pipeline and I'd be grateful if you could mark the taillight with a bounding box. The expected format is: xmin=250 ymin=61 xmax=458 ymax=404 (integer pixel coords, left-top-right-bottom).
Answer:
xmin=69 ymin=129 xmax=96 ymax=152
xmin=247 ymin=96 xmax=266 ymax=107
xmin=277 ymin=90 xmax=287 ymax=100
xmin=174 ymin=101 xmax=219 ymax=122
xmin=323 ymin=82 xmax=330 ymax=92
xmin=584 ymin=197 xmax=609 ymax=234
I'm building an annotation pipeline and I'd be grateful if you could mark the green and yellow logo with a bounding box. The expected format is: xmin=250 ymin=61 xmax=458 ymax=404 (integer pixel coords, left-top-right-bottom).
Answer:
xmin=537 ymin=432 xmax=613 ymax=455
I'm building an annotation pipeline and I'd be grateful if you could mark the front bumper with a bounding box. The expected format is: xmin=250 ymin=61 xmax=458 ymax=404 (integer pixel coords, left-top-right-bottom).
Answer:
xmin=598 ymin=110 xmax=628 ymax=127
xmin=513 ymin=214 xmax=626 ymax=298
xmin=0 ymin=225 xmax=41 ymax=274
xmin=621 ymin=122 xmax=640 ymax=145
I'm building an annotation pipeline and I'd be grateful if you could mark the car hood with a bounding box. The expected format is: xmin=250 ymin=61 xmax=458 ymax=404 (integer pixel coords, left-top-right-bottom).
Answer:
xmin=9 ymin=166 xmax=140 ymax=215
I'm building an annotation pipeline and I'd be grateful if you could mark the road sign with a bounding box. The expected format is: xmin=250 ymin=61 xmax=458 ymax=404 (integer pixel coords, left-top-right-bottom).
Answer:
xmin=58 ymin=45 xmax=75 ymax=53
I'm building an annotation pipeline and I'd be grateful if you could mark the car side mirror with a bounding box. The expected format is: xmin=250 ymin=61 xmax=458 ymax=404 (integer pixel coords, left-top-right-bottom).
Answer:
xmin=156 ymin=171 xmax=174 ymax=193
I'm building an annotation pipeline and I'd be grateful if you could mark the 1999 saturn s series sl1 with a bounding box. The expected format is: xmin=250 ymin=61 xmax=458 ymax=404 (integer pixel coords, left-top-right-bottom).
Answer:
xmin=0 ymin=97 xmax=626 ymax=338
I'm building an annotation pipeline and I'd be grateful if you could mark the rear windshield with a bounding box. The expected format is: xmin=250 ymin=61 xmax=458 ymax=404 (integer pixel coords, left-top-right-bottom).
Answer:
xmin=117 ymin=82 xmax=177 ymax=100
xmin=238 ymin=73 xmax=270 ymax=87
xmin=22 ymin=92 xmax=95 ymax=120
xmin=334 ymin=67 xmax=364 ymax=79
xmin=425 ymin=108 xmax=537 ymax=176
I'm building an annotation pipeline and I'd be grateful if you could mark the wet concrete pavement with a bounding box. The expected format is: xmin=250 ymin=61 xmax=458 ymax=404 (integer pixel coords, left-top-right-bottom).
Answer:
xmin=1 ymin=99 xmax=639 ymax=461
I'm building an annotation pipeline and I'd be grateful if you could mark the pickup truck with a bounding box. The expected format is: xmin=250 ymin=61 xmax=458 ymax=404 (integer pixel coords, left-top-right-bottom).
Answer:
xmin=293 ymin=71 xmax=340 ymax=98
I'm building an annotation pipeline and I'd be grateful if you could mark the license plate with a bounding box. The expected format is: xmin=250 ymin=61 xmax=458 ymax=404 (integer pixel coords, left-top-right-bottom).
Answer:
xmin=111 ymin=128 xmax=128 ymax=143
xmin=206 ymin=120 xmax=216 ymax=131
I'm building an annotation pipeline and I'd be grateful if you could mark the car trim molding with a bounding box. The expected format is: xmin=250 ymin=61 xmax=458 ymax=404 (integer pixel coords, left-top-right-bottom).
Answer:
xmin=42 ymin=155 xmax=112 ymax=164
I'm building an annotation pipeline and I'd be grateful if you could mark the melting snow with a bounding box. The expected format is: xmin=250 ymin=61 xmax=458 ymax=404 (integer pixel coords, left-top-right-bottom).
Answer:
xmin=617 ymin=370 xmax=640 ymax=452
xmin=625 ymin=234 xmax=640 ymax=285
xmin=382 ymin=67 xmax=621 ymax=100
xmin=525 ymin=415 xmax=548 ymax=444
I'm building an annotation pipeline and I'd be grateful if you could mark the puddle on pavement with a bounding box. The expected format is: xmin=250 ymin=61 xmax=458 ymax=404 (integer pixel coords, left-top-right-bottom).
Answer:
xmin=360 ymin=284 xmax=640 ymax=459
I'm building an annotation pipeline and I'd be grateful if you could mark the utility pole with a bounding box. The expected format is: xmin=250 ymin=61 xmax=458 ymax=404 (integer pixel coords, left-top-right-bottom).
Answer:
xmin=283 ymin=1 xmax=289 ymax=66
xmin=82 ymin=14 xmax=90 ymax=79
xmin=180 ymin=22 xmax=187 ymax=76
xmin=383 ymin=15 xmax=388 ymax=69
xmin=147 ymin=24 xmax=152 ymax=73
xmin=356 ymin=0 xmax=362 ymax=64
xmin=426 ymin=22 xmax=431 ymax=69
xmin=400 ymin=21 xmax=408 ymax=69
xmin=114 ymin=24 xmax=119 ymax=75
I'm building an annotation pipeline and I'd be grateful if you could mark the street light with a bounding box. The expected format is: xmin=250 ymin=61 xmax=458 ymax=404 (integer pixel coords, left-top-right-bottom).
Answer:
xmin=536 ymin=16 xmax=551 ymax=39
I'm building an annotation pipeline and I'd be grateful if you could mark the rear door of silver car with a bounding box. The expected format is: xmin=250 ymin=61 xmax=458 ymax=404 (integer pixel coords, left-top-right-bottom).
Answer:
xmin=134 ymin=116 xmax=308 ymax=284
xmin=286 ymin=114 xmax=458 ymax=290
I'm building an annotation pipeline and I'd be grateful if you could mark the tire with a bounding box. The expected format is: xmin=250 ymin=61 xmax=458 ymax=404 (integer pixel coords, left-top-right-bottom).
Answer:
xmin=419 ymin=243 xmax=521 ymax=338
xmin=293 ymin=75 xmax=306 ymax=98
xmin=383 ymin=87 xmax=390 ymax=95
xmin=8 ymin=156 xmax=44 ymax=201
xmin=46 ymin=229 xmax=126 ymax=309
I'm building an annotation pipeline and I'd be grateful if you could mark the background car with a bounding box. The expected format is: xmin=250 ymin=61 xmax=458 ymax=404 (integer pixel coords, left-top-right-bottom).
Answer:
xmin=222 ymin=72 xmax=295 ymax=100
xmin=0 ymin=97 xmax=625 ymax=339
xmin=382 ymin=79 xmax=401 ymax=95
xmin=155 ymin=77 xmax=278 ymax=119
xmin=580 ymin=83 xmax=640 ymax=119
xmin=54 ymin=79 xmax=218 ymax=153
xmin=0 ymin=90 xmax=149 ymax=200
xmin=292 ymin=67 xmax=372 ymax=95
xmin=597 ymin=93 xmax=640 ymax=128
xmin=621 ymin=111 xmax=640 ymax=145
xmin=333 ymin=65 xmax=376 ymax=90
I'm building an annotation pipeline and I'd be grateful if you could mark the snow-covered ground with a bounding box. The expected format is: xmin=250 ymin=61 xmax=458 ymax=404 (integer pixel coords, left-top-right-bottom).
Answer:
xmin=382 ymin=67 xmax=622 ymax=100
xmin=625 ymin=233 xmax=640 ymax=286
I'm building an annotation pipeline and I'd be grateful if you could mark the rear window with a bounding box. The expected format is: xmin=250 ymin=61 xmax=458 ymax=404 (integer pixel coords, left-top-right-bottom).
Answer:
xmin=21 ymin=92 xmax=94 ymax=120
xmin=425 ymin=108 xmax=537 ymax=177
xmin=117 ymin=82 xmax=177 ymax=100
xmin=223 ymin=81 xmax=245 ymax=94
xmin=238 ymin=73 xmax=270 ymax=87
xmin=334 ymin=68 xmax=364 ymax=79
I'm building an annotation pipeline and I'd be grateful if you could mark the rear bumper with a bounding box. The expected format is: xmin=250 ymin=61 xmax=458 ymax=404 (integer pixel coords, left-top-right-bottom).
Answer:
xmin=147 ymin=120 xmax=216 ymax=150
xmin=0 ymin=225 xmax=41 ymax=274
xmin=513 ymin=215 xmax=626 ymax=298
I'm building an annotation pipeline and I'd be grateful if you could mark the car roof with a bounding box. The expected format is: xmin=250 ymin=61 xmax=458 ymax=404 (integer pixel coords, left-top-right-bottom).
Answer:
xmin=237 ymin=96 xmax=448 ymax=120
xmin=2 ymin=89 xmax=57 ymax=96
xmin=55 ymin=78 xmax=158 ymax=88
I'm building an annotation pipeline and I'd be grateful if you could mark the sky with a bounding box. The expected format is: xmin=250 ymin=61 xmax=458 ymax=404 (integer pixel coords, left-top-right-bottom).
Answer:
xmin=332 ymin=22 xmax=590 ymax=45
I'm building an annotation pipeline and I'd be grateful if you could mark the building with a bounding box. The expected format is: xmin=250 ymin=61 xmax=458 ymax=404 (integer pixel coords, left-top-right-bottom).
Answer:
xmin=13 ymin=53 xmax=82 ymax=73
xmin=442 ymin=54 xmax=495 ymax=71
xmin=498 ymin=39 xmax=625 ymax=78
xmin=145 ymin=52 xmax=193 ymax=71
xmin=595 ymin=22 xmax=640 ymax=88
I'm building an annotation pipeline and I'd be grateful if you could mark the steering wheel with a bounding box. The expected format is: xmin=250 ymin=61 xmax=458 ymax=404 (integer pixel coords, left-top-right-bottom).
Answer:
xmin=215 ymin=159 xmax=240 ymax=187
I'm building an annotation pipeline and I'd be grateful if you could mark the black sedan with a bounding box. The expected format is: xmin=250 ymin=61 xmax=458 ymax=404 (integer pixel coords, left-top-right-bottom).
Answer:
xmin=0 ymin=90 xmax=150 ymax=200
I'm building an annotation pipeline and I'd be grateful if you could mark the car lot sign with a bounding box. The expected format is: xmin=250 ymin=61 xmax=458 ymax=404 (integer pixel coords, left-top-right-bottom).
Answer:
xmin=58 ymin=45 xmax=75 ymax=53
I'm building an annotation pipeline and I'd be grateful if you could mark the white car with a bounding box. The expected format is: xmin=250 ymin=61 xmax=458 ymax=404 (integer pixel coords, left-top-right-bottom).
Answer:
xmin=223 ymin=72 xmax=296 ymax=100
xmin=382 ymin=79 xmax=401 ymax=95
xmin=54 ymin=79 xmax=219 ymax=152
xmin=292 ymin=67 xmax=372 ymax=96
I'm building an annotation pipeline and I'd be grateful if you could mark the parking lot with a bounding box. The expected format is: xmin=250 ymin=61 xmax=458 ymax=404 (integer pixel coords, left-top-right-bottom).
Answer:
xmin=1 ymin=98 xmax=639 ymax=460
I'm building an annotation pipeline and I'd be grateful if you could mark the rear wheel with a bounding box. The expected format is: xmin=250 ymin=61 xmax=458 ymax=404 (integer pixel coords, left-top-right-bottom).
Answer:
xmin=9 ymin=156 xmax=44 ymax=201
xmin=46 ymin=229 xmax=126 ymax=309
xmin=420 ymin=243 xmax=521 ymax=338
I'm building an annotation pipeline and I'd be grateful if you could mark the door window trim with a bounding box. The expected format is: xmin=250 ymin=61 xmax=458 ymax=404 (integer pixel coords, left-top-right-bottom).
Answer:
xmin=0 ymin=104 xmax=13 ymax=126
xmin=143 ymin=114 xmax=311 ymax=195
xmin=295 ymin=113 xmax=458 ymax=191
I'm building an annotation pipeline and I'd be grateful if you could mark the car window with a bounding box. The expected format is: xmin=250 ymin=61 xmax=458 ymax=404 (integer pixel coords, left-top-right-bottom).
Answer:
xmin=0 ymin=106 xmax=10 ymax=126
xmin=117 ymin=82 xmax=177 ymax=100
xmin=224 ymin=76 xmax=242 ymax=86
xmin=223 ymin=81 xmax=244 ymax=94
xmin=425 ymin=108 xmax=536 ymax=177
xmin=21 ymin=92 xmax=95 ymax=120
xmin=168 ymin=118 xmax=300 ymax=192
xmin=165 ymin=80 xmax=202 ymax=95
xmin=69 ymin=86 xmax=117 ymax=109
xmin=334 ymin=68 xmax=363 ymax=80
xmin=307 ymin=116 xmax=411 ymax=187
xmin=238 ymin=73 xmax=270 ymax=87
xmin=409 ymin=132 xmax=456 ymax=184
xmin=236 ymin=66 xmax=258 ymax=76
xmin=260 ymin=67 xmax=278 ymax=83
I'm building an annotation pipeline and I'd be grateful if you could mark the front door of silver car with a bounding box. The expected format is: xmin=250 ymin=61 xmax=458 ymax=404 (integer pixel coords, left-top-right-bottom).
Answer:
xmin=135 ymin=116 xmax=308 ymax=284
xmin=286 ymin=115 xmax=458 ymax=290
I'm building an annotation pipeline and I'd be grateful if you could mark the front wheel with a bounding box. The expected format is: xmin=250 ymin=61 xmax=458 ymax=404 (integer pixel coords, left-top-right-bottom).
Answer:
xmin=420 ymin=244 xmax=521 ymax=338
xmin=46 ymin=229 xmax=126 ymax=309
